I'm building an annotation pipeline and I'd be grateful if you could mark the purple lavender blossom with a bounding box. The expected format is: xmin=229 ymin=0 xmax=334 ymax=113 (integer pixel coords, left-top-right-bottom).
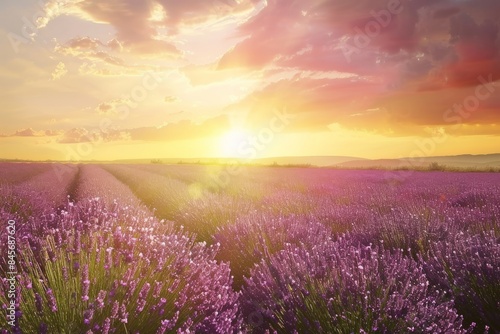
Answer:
xmin=423 ymin=231 xmax=500 ymax=332
xmin=242 ymin=236 xmax=471 ymax=333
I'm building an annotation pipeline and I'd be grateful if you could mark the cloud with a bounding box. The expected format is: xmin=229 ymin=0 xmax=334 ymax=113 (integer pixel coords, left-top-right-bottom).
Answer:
xmin=5 ymin=116 xmax=231 ymax=145
xmin=55 ymin=36 xmax=174 ymax=76
xmin=96 ymin=102 xmax=114 ymax=114
xmin=155 ymin=0 xmax=257 ymax=29
xmin=64 ymin=36 xmax=103 ymax=50
xmin=217 ymin=0 xmax=500 ymax=89
xmin=39 ymin=0 xmax=259 ymax=57
xmin=14 ymin=128 xmax=41 ymax=137
xmin=55 ymin=39 xmax=127 ymax=67
xmin=225 ymin=75 xmax=385 ymax=131
xmin=445 ymin=123 xmax=500 ymax=136
xmin=7 ymin=118 xmax=229 ymax=144
xmin=44 ymin=130 xmax=61 ymax=136
xmin=182 ymin=63 xmax=251 ymax=85
xmin=218 ymin=0 xmax=310 ymax=70
xmin=129 ymin=115 xmax=230 ymax=141
xmin=107 ymin=38 xmax=124 ymax=51
xmin=164 ymin=95 xmax=178 ymax=103
xmin=10 ymin=128 xmax=62 ymax=137
xmin=212 ymin=0 xmax=500 ymax=137
xmin=226 ymin=72 xmax=500 ymax=136
xmin=77 ymin=62 xmax=143 ymax=76
xmin=51 ymin=62 xmax=67 ymax=80
xmin=15 ymin=0 xmax=500 ymax=141
xmin=58 ymin=127 xmax=90 ymax=143
xmin=36 ymin=0 xmax=79 ymax=29
xmin=433 ymin=7 xmax=461 ymax=20
xmin=57 ymin=127 xmax=131 ymax=143
xmin=94 ymin=97 xmax=130 ymax=114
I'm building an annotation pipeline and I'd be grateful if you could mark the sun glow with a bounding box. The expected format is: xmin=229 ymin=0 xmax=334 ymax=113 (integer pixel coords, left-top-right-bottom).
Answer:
xmin=218 ymin=128 xmax=252 ymax=158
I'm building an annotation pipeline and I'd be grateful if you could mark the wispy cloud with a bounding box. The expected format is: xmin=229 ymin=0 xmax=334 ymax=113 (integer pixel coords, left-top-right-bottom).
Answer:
xmin=51 ymin=62 xmax=67 ymax=80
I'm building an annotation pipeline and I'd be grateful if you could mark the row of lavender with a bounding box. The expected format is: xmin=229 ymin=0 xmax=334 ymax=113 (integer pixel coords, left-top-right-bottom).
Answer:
xmin=1 ymin=164 xmax=240 ymax=333
xmin=1 ymin=163 xmax=499 ymax=333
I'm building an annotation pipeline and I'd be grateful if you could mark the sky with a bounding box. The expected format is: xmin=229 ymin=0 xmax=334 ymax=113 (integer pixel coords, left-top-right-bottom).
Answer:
xmin=0 ymin=0 xmax=499 ymax=161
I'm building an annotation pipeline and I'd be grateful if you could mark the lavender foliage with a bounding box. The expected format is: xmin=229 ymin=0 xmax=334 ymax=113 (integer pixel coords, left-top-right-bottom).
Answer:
xmin=242 ymin=236 xmax=471 ymax=333
xmin=1 ymin=164 xmax=499 ymax=332
xmin=0 ymin=198 xmax=241 ymax=333
xmin=423 ymin=231 xmax=500 ymax=332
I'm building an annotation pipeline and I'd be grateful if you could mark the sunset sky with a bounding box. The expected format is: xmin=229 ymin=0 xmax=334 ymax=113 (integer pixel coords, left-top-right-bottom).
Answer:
xmin=1 ymin=0 xmax=499 ymax=161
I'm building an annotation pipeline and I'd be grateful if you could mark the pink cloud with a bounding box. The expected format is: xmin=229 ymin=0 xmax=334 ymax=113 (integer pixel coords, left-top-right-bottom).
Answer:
xmin=218 ymin=0 xmax=500 ymax=90
xmin=13 ymin=128 xmax=62 ymax=137
xmin=43 ymin=0 xmax=260 ymax=57
xmin=14 ymin=128 xmax=39 ymax=137
xmin=215 ymin=0 xmax=500 ymax=136
xmin=225 ymin=71 xmax=500 ymax=136
xmin=33 ymin=0 xmax=500 ymax=138
xmin=10 ymin=129 xmax=62 ymax=137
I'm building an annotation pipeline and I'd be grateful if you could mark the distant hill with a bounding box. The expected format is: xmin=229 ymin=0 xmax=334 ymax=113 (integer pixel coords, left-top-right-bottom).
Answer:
xmin=254 ymin=156 xmax=367 ymax=166
xmin=112 ymin=154 xmax=500 ymax=168
xmin=336 ymin=154 xmax=500 ymax=169
xmin=114 ymin=156 xmax=367 ymax=166
xmin=1 ymin=154 xmax=499 ymax=169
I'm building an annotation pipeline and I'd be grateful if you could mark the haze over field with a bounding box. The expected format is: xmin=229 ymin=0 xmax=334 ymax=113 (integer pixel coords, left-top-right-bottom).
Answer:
xmin=1 ymin=0 xmax=500 ymax=161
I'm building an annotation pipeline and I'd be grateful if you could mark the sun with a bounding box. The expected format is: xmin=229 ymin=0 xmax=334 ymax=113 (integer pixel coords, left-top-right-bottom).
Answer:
xmin=218 ymin=128 xmax=251 ymax=158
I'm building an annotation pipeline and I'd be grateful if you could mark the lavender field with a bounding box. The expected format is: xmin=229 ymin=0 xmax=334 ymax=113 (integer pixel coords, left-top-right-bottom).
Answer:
xmin=1 ymin=163 xmax=499 ymax=333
